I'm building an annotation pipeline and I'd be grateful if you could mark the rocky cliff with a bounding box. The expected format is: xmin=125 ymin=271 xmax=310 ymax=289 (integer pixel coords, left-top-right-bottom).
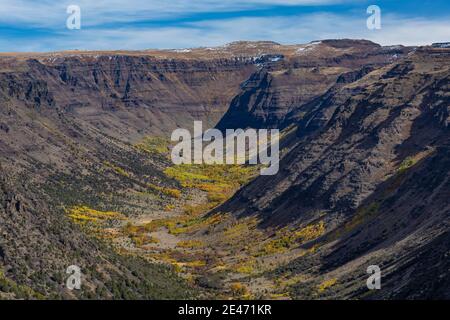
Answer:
xmin=218 ymin=46 xmax=450 ymax=299
xmin=0 ymin=41 xmax=448 ymax=299
xmin=216 ymin=40 xmax=412 ymax=130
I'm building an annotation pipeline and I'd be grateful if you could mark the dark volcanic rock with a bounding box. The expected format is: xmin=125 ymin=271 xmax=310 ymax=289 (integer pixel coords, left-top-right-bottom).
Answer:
xmin=218 ymin=47 xmax=450 ymax=299
xmin=0 ymin=41 xmax=447 ymax=300
xmin=217 ymin=41 xmax=412 ymax=130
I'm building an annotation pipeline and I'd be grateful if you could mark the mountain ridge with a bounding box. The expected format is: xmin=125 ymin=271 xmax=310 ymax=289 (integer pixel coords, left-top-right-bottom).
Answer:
xmin=0 ymin=39 xmax=448 ymax=299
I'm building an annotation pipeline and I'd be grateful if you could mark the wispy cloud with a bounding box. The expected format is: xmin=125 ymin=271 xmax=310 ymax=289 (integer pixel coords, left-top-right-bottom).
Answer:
xmin=0 ymin=0 xmax=348 ymax=27
xmin=0 ymin=0 xmax=448 ymax=51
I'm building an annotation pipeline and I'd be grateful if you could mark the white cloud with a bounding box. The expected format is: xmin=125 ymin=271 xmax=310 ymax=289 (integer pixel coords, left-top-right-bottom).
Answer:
xmin=0 ymin=0 xmax=348 ymax=27
xmin=0 ymin=2 xmax=448 ymax=51
xmin=363 ymin=16 xmax=450 ymax=46
xmin=28 ymin=14 xmax=450 ymax=50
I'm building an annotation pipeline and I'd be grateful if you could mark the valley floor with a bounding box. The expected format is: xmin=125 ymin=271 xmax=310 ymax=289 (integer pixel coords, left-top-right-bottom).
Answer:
xmin=65 ymin=137 xmax=331 ymax=299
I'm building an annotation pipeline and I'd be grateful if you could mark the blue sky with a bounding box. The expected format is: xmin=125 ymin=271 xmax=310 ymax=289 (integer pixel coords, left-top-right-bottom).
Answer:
xmin=0 ymin=0 xmax=449 ymax=52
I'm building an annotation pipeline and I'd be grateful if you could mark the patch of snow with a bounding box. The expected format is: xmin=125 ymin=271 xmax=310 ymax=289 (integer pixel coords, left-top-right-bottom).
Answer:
xmin=383 ymin=45 xmax=403 ymax=50
xmin=296 ymin=41 xmax=321 ymax=54
xmin=432 ymin=42 xmax=450 ymax=48
xmin=172 ymin=49 xmax=192 ymax=53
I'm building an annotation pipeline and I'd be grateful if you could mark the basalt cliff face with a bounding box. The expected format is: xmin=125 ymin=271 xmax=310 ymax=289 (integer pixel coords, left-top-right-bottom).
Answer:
xmin=223 ymin=47 xmax=449 ymax=220
xmin=216 ymin=40 xmax=411 ymax=130
xmin=0 ymin=53 xmax=255 ymax=138
xmin=0 ymin=45 xmax=260 ymax=298
xmin=0 ymin=40 xmax=449 ymax=299
xmin=219 ymin=47 xmax=450 ymax=299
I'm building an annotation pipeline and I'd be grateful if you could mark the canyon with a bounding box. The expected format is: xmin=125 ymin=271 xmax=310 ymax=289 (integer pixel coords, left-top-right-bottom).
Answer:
xmin=0 ymin=40 xmax=449 ymax=299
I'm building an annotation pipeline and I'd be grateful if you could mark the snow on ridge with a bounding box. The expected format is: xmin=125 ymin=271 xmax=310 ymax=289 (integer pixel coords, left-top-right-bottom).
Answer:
xmin=432 ymin=42 xmax=450 ymax=48
xmin=382 ymin=45 xmax=403 ymax=50
xmin=296 ymin=41 xmax=322 ymax=54
xmin=172 ymin=48 xmax=192 ymax=53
